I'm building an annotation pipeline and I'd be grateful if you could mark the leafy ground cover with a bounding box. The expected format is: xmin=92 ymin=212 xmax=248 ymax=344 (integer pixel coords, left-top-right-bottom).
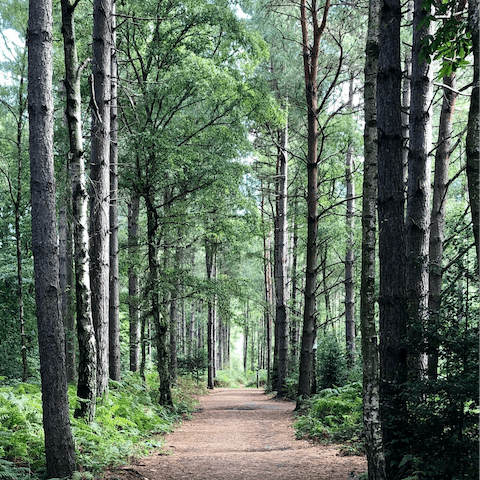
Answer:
xmin=293 ymin=382 xmax=363 ymax=456
xmin=0 ymin=373 xmax=207 ymax=479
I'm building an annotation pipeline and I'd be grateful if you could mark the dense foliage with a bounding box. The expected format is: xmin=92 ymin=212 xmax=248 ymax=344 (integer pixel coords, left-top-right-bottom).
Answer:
xmin=0 ymin=374 xmax=206 ymax=478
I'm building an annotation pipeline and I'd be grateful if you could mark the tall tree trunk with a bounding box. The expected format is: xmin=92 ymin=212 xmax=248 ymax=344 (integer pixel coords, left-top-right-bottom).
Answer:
xmin=60 ymin=0 xmax=97 ymax=421
xmin=262 ymin=220 xmax=273 ymax=388
xmin=377 ymin=0 xmax=408 ymax=472
xmin=274 ymin=119 xmax=289 ymax=396
xmin=405 ymin=0 xmax=434 ymax=379
xmin=244 ymin=303 xmax=249 ymax=372
xmin=401 ymin=0 xmax=413 ymax=188
xmin=108 ymin=1 xmax=120 ymax=381
xmin=290 ymin=197 xmax=300 ymax=363
xmin=466 ymin=0 xmax=479 ymax=264
xmin=345 ymin=78 xmax=356 ymax=368
xmin=59 ymin=207 xmax=73 ymax=382
xmin=205 ymin=238 xmax=217 ymax=390
xmin=428 ymin=73 xmax=457 ymax=380
xmin=188 ymin=299 xmax=195 ymax=357
xmin=5 ymin=72 xmax=29 ymax=383
xmin=27 ymin=0 xmax=76 ymax=473
xmin=297 ymin=0 xmax=330 ymax=404
xmin=59 ymin=203 xmax=76 ymax=383
xmin=128 ymin=193 xmax=140 ymax=372
xmin=146 ymin=197 xmax=172 ymax=405
xmin=90 ymin=0 xmax=112 ymax=397
xmin=361 ymin=0 xmax=386 ymax=475
xmin=169 ymin=295 xmax=178 ymax=384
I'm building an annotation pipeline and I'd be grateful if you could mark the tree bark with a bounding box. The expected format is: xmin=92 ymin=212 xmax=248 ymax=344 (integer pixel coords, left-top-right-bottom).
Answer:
xmin=290 ymin=197 xmax=300 ymax=363
xmin=108 ymin=0 xmax=120 ymax=381
xmin=128 ymin=193 xmax=141 ymax=372
xmin=405 ymin=0 xmax=434 ymax=379
xmin=401 ymin=0 xmax=413 ymax=189
xmin=377 ymin=0 xmax=408 ymax=472
xmin=205 ymin=238 xmax=217 ymax=390
xmin=59 ymin=203 xmax=76 ymax=383
xmin=344 ymin=78 xmax=356 ymax=369
xmin=60 ymin=0 xmax=97 ymax=421
xmin=146 ymin=198 xmax=172 ymax=405
xmin=90 ymin=0 xmax=112 ymax=397
xmin=466 ymin=0 xmax=479 ymax=265
xmin=274 ymin=119 xmax=289 ymax=396
xmin=428 ymin=73 xmax=457 ymax=380
xmin=361 ymin=0 xmax=386 ymax=475
xmin=262 ymin=200 xmax=274 ymax=388
xmin=28 ymin=0 xmax=76 ymax=473
xmin=297 ymin=0 xmax=330 ymax=404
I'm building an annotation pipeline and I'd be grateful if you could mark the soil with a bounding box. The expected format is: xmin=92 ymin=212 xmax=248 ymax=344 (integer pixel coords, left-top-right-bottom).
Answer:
xmin=103 ymin=388 xmax=367 ymax=480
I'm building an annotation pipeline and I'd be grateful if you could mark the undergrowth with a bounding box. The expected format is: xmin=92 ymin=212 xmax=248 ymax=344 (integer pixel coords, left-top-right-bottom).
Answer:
xmin=0 ymin=372 xmax=206 ymax=479
xmin=294 ymin=382 xmax=363 ymax=454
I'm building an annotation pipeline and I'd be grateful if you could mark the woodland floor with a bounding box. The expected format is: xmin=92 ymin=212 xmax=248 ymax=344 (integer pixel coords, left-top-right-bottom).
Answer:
xmin=103 ymin=388 xmax=367 ymax=480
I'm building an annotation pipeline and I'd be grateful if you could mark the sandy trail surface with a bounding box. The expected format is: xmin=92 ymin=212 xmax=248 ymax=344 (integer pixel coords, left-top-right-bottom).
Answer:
xmin=105 ymin=388 xmax=366 ymax=480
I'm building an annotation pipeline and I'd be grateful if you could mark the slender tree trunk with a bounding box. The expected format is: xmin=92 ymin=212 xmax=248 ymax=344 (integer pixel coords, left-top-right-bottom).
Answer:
xmin=405 ymin=0 xmax=434 ymax=379
xmin=128 ymin=193 xmax=140 ymax=371
xmin=7 ymin=73 xmax=29 ymax=383
xmin=28 ymin=0 xmax=76 ymax=473
xmin=290 ymin=198 xmax=300 ymax=363
xmin=62 ymin=206 xmax=76 ymax=383
xmin=108 ymin=1 xmax=120 ymax=381
xmin=297 ymin=0 xmax=330 ymax=404
xmin=345 ymin=79 xmax=356 ymax=368
xmin=90 ymin=0 xmax=112 ymax=397
xmin=274 ymin=119 xmax=289 ymax=396
xmin=188 ymin=299 xmax=195 ymax=357
xmin=361 ymin=0 xmax=386 ymax=475
xmin=59 ymin=207 xmax=73 ymax=382
xmin=60 ymin=0 xmax=97 ymax=421
xmin=263 ymin=223 xmax=273 ymax=388
xmin=402 ymin=0 xmax=413 ymax=189
xmin=146 ymin=197 xmax=172 ymax=405
xmin=205 ymin=238 xmax=217 ymax=390
xmin=428 ymin=73 xmax=457 ymax=380
xmin=377 ymin=0 xmax=408 ymax=472
xmin=169 ymin=294 xmax=178 ymax=384
xmin=244 ymin=304 xmax=249 ymax=372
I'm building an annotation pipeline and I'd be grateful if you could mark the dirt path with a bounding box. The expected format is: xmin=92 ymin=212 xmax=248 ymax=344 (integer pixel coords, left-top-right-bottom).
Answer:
xmin=105 ymin=388 xmax=366 ymax=480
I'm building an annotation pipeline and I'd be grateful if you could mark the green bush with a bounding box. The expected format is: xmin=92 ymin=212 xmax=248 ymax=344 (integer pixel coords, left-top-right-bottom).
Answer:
xmin=316 ymin=333 xmax=348 ymax=390
xmin=214 ymin=369 xmax=245 ymax=387
xmin=294 ymin=382 xmax=362 ymax=448
xmin=0 ymin=372 xmax=203 ymax=478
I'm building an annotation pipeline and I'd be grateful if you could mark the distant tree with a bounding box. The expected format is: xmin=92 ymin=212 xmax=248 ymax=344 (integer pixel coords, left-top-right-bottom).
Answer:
xmin=28 ymin=0 xmax=76 ymax=472
xmin=128 ymin=192 xmax=141 ymax=372
xmin=0 ymin=48 xmax=29 ymax=382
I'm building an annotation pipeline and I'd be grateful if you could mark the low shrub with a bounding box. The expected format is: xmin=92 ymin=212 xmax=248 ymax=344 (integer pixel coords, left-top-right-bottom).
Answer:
xmin=294 ymin=382 xmax=363 ymax=451
xmin=0 ymin=372 xmax=204 ymax=478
